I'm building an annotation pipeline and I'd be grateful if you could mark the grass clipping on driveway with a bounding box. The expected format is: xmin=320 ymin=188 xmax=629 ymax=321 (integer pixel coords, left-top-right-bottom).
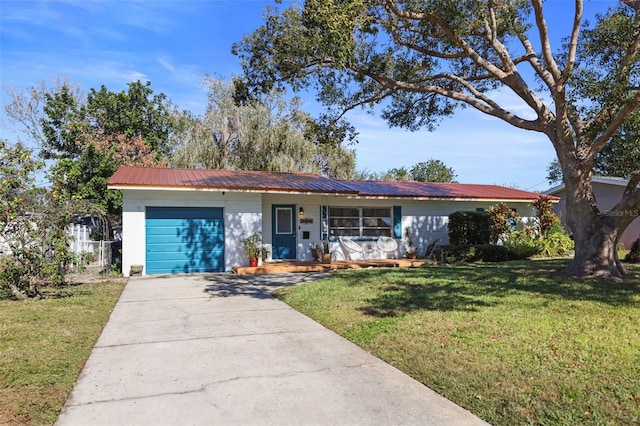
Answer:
xmin=0 ymin=277 xmax=126 ymax=425
xmin=274 ymin=259 xmax=640 ymax=426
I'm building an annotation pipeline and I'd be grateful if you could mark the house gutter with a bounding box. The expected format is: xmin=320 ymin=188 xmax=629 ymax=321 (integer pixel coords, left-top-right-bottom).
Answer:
xmin=107 ymin=184 xmax=358 ymax=197
xmin=107 ymin=185 xmax=554 ymax=203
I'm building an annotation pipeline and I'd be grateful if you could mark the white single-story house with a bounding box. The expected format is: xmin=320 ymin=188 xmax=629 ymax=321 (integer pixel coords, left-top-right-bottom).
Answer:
xmin=107 ymin=166 xmax=548 ymax=275
xmin=546 ymin=176 xmax=640 ymax=248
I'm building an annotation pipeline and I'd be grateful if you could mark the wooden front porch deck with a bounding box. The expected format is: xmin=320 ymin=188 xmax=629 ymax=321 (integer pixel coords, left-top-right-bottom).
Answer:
xmin=232 ymin=258 xmax=426 ymax=276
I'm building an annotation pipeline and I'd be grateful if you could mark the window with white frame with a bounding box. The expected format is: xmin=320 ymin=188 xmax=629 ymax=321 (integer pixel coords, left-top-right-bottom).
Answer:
xmin=329 ymin=207 xmax=392 ymax=238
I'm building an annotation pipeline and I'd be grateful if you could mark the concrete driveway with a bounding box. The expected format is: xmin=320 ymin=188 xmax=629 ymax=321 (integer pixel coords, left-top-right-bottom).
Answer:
xmin=56 ymin=273 xmax=488 ymax=426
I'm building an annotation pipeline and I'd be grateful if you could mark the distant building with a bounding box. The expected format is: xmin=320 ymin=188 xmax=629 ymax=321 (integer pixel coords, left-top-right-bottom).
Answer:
xmin=546 ymin=176 xmax=640 ymax=248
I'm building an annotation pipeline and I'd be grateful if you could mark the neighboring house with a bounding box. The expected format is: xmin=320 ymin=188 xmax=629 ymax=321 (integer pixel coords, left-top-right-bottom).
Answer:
xmin=107 ymin=166 xmax=548 ymax=276
xmin=545 ymin=176 xmax=640 ymax=249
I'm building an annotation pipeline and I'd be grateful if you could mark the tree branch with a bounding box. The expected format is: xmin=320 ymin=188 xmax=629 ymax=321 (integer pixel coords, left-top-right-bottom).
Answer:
xmin=516 ymin=40 xmax=554 ymax=89
xmin=561 ymin=0 xmax=583 ymax=83
xmin=531 ymin=0 xmax=563 ymax=83
xmin=383 ymin=0 xmax=554 ymax=128
xmin=624 ymin=169 xmax=640 ymax=197
xmin=363 ymin=68 xmax=543 ymax=131
xmin=589 ymin=91 xmax=640 ymax=158
xmin=584 ymin=9 xmax=640 ymax=148
xmin=393 ymin=32 xmax=468 ymax=59
xmin=383 ymin=0 xmax=509 ymax=80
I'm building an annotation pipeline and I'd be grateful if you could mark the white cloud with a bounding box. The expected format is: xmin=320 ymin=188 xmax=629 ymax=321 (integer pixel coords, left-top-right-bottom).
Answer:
xmin=157 ymin=56 xmax=176 ymax=73
xmin=347 ymin=110 xmax=388 ymax=129
xmin=87 ymin=62 xmax=149 ymax=85
xmin=156 ymin=55 xmax=202 ymax=83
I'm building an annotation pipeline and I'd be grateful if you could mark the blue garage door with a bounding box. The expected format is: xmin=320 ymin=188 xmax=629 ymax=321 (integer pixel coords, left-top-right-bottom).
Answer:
xmin=146 ymin=207 xmax=224 ymax=274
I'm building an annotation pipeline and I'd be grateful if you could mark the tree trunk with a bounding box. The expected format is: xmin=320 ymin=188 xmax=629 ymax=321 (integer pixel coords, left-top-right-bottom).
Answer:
xmin=566 ymin=224 xmax=625 ymax=278
xmin=9 ymin=283 xmax=29 ymax=300
xmin=563 ymin=172 xmax=627 ymax=278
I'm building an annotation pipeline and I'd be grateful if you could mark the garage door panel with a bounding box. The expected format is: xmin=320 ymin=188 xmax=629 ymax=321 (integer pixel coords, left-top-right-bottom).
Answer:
xmin=146 ymin=233 xmax=224 ymax=245
xmin=146 ymin=220 xmax=223 ymax=231
xmin=144 ymin=246 xmax=224 ymax=261
xmin=146 ymin=218 xmax=224 ymax=228
xmin=146 ymin=207 xmax=225 ymax=274
xmin=146 ymin=260 xmax=225 ymax=275
xmin=146 ymin=254 xmax=225 ymax=265
xmin=146 ymin=208 xmax=223 ymax=220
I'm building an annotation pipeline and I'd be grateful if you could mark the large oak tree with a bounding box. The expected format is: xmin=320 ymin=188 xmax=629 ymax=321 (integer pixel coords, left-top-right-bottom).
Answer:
xmin=234 ymin=0 xmax=640 ymax=277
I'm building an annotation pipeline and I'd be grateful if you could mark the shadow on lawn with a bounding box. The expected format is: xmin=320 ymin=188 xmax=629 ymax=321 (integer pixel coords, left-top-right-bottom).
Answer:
xmin=347 ymin=260 xmax=639 ymax=317
xmin=360 ymin=281 xmax=498 ymax=316
xmin=201 ymin=272 xmax=330 ymax=299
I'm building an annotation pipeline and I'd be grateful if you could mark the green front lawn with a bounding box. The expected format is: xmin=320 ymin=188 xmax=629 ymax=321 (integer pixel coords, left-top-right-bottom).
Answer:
xmin=0 ymin=279 xmax=126 ymax=425
xmin=274 ymin=259 xmax=640 ymax=425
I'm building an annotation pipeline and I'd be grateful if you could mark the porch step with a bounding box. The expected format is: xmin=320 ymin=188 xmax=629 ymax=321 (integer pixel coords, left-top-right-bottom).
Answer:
xmin=232 ymin=259 xmax=427 ymax=275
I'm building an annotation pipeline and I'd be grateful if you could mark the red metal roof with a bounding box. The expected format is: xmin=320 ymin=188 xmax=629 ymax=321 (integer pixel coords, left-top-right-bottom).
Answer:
xmin=108 ymin=166 xmax=551 ymax=201
xmin=342 ymin=180 xmax=550 ymax=200
xmin=107 ymin=166 xmax=358 ymax=194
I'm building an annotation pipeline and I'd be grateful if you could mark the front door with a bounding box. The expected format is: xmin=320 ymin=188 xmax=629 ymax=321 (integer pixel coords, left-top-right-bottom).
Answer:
xmin=272 ymin=205 xmax=296 ymax=260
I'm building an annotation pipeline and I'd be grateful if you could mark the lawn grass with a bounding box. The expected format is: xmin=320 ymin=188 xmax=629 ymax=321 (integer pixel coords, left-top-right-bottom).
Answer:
xmin=0 ymin=278 xmax=126 ymax=425
xmin=274 ymin=259 xmax=640 ymax=426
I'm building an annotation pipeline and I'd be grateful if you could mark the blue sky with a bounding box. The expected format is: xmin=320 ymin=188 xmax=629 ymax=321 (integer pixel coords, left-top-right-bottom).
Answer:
xmin=0 ymin=0 xmax=620 ymax=191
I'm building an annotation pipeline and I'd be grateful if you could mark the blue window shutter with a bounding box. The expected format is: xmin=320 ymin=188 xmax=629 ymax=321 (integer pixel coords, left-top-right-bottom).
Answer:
xmin=393 ymin=206 xmax=402 ymax=238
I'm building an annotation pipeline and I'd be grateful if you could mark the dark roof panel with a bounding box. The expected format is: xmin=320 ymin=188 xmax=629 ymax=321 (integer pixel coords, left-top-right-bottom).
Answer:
xmin=108 ymin=166 xmax=358 ymax=194
xmin=108 ymin=166 xmax=550 ymax=201
xmin=342 ymin=180 xmax=547 ymax=200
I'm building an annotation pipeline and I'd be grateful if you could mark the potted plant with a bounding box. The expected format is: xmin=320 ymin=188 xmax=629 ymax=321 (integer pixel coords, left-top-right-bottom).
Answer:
xmin=241 ymin=232 xmax=262 ymax=267
xmin=310 ymin=243 xmax=323 ymax=262
xmin=260 ymin=245 xmax=270 ymax=262
xmin=321 ymin=240 xmax=332 ymax=264
xmin=404 ymin=227 xmax=417 ymax=259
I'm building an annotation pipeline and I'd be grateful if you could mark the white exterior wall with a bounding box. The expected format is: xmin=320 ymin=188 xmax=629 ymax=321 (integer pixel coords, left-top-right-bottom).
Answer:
xmin=402 ymin=200 xmax=536 ymax=256
xmin=121 ymin=187 xmax=538 ymax=274
xmin=121 ymin=189 xmax=262 ymax=275
xmin=263 ymin=194 xmax=536 ymax=260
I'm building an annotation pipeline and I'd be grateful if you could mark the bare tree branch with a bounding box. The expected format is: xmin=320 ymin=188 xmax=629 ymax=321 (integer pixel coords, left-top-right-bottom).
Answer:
xmin=562 ymin=0 xmax=584 ymax=83
xmin=531 ymin=0 xmax=563 ymax=83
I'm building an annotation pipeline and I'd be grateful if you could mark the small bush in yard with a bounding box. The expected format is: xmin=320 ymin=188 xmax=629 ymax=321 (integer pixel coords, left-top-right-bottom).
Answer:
xmin=475 ymin=244 xmax=511 ymax=262
xmin=443 ymin=244 xmax=477 ymax=262
xmin=537 ymin=223 xmax=574 ymax=257
xmin=532 ymin=197 xmax=574 ymax=257
xmin=504 ymin=229 xmax=541 ymax=259
xmin=533 ymin=195 xmax=557 ymax=235
xmin=625 ymin=238 xmax=640 ymax=263
xmin=442 ymin=244 xmax=511 ymax=263
xmin=448 ymin=211 xmax=491 ymax=246
xmin=487 ymin=202 xmax=518 ymax=244
xmin=500 ymin=197 xmax=573 ymax=260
